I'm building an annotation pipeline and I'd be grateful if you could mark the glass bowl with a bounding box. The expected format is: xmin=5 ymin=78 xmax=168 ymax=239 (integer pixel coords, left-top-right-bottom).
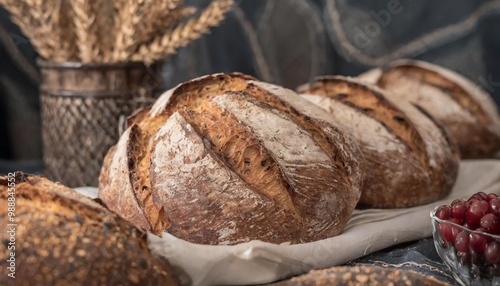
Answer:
xmin=431 ymin=206 xmax=500 ymax=286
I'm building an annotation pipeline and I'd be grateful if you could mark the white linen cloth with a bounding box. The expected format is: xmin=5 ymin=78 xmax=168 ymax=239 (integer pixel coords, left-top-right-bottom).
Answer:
xmin=76 ymin=160 xmax=500 ymax=286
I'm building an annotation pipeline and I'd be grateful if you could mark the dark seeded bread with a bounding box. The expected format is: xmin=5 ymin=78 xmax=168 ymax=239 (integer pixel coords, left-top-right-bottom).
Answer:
xmin=301 ymin=76 xmax=459 ymax=208
xmin=99 ymin=73 xmax=363 ymax=245
xmin=0 ymin=173 xmax=179 ymax=286
xmin=271 ymin=266 xmax=450 ymax=286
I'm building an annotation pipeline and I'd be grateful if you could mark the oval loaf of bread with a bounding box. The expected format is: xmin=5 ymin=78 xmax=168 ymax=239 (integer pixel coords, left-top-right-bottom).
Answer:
xmin=0 ymin=173 xmax=179 ymax=286
xmin=271 ymin=265 xmax=449 ymax=286
xmin=301 ymin=76 xmax=459 ymax=208
xmin=372 ymin=60 xmax=500 ymax=159
xmin=99 ymin=73 xmax=364 ymax=245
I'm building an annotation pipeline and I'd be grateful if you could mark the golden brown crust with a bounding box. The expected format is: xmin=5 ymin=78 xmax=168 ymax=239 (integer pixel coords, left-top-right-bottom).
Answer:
xmin=127 ymin=106 xmax=152 ymax=129
xmin=271 ymin=266 xmax=450 ymax=286
xmin=301 ymin=76 xmax=459 ymax=208
xmin=100 ymin=73 xmax=256 ymax=236
xmin=179 ymin=104 xmax=298 ymax=217
xmin=308 ymin=77 xmax=429 ymax=168
xmin=149 ymin=112 xmax=300 ymax=244
xmin=0 ymin=173 xmax=179 ymax=286
xmin=240 ymin=82 xmax=363 ymax=230
xmin=98 ymin=127 xmax=151 ymax=231
xmin=99 ymin=73 xmax=363 ymax=244
xmin=377 ymin=61 xmax=500 ymax=158
xmin=243 ymin=83 xmax=352 ymax=186
xmin=127 ymin=124 xmax=169 ymax=234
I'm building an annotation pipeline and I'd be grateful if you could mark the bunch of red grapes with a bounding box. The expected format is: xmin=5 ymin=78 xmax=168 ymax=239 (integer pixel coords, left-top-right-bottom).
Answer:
xmin=435 ymin=192 xmax=500 ymax=276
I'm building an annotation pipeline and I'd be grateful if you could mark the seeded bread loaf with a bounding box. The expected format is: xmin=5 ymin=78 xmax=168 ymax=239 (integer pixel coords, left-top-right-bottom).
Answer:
xmin=0 ymin=172 xmax=179 ymax=286
xmin=99 ymin=73 xmax=364 ymax=245
xmin=300 ymin=76 xmax=459 ymax=208
xmin=271 ymin=266 xmax=450 ymax=286
xmin=372 ymin=60 xmax=500 ymax=159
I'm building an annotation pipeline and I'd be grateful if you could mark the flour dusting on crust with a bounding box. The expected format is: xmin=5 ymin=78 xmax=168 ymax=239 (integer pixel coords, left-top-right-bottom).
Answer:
xmin=149 ymin=112 xmax=297 ymax=245
xmin=391 ymin=59 xmax=500 ymax=137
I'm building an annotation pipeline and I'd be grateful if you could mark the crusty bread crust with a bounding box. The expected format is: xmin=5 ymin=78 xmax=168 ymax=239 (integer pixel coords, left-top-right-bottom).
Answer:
xmin=376 ymin=60 xmax=500 ymax=158
xmin=0 ymin=173 xmax=179 ymax=286
xmin=150 ymin=112 xmax=300 ymax=244
xmin=271 ymin=265 xmax=450 ymax=286
xmin=99 ymin=127 xmax=152 ymax=231
xmin=301 ymin=76 xmax=459 ymax=208
xmin=99 ymin=73 xmax=363 ymax=244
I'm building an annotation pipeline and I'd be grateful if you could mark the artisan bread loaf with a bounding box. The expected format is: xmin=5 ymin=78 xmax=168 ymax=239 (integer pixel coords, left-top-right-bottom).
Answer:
xmin=0 ymin=172 xmax=179 ymax=286
xmin=300 ymin=76 xmax=459 ymax=208
xmin=372 ymin=60 xmax=500 ymax=159
xmin=99 ymin=73 xmax=364 ymax=245
xmin=271 ymin=265 xmax=449 ymax=286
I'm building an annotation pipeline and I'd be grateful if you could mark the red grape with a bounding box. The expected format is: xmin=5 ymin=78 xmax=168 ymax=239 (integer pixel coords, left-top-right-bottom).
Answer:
xmin=480 ymin=213 xmax=500 ymax=234
xmin=484 ymin=241 xmax=500 ymax=264
xmin=436 ymin=205 xmax=451 ymax=220
xmin=464 ymin=221 xmax=479 ymax=230
xmin=435 ymin=192 xmax=500 ymax=278
xmin=439 ymin=222 xmax=461 ymax=243
xmin=470 ymin=231 xmax=488 ymax=252
xmin=466 ymin=200 xmax=489 ymax=225
xmin=486 ymin=193 xmax=498 ymax=202
xmin=470 ymin=192 xmax=488 ymax=201
xmin=452 ymin=201 xmax=466 ymax=222
xmin=455 ymin=230 xmax=470 ymax=252
xmin=489 ymin=197 xmax=500 ymax=216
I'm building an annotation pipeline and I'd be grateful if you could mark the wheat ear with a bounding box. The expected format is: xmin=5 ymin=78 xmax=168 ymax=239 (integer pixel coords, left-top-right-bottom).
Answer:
xmin=0 ymin=0 xmax=50 ymax=58
xmin=71 ymin=0 xmax=102 ymax=63
xmin=97 ymin=0 xmax=115 ymax=62
xmin=60 ymin=0 xmax=78 ymax=61
xmin=113 ymin=0 xmax=187 ymax=62
xmin=131 ymin=0 xmax=195 ymax=50
xmin=132 ymin=0 xmax=234 ymax=64
xmin=142 ymin=6 xmax=197 ymax=44
xmin=112 ymin=0 xmax=145 ymax=62
xmin=1 ymin=0 xmax=70 ymax=61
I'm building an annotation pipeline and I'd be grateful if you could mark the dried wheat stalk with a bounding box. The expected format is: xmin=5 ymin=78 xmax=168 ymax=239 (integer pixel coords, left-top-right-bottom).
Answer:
xmin=0 ymin=0 xmax=49 ymax=58
xmin=1 ymin=0 xmax=70 ymax=61
xmin=97 ymin=0 xmax=115 ymax=62
xmin=132 ymin=0 xmax=194 ymax=48
xmin=1 ymin=0 xmax=231 ymax=64
xmin=59 ymin=0 xmax=78 ymax=61
xmin=132 ymin=0 xmax=234 ymax=64
xmin=70 ymin=0 xmax=102 ymax=63
xmin=24 ymin=0 xmax=64 ymax=60
xmin=113 ymin=0 xmax=191 ymax=62
xmin=144 ymin=6 xmax=197 ymax=44
xmin=112 ymin=0 xmax=145 ymax=62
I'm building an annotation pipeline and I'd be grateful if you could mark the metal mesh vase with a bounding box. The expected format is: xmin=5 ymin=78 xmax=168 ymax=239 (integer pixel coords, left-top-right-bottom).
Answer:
xmin=38 ymin=60 xmax=162 ymax=187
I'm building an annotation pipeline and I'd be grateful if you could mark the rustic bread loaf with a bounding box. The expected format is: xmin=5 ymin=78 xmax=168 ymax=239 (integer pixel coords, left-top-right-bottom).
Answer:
xmin=372 ymin=60 xmax=500 ymax=159
xmin=300 ymin=76 xmax=459 ymax=208
xmin=99 ymin=73 xmax=364 ymax=245
xmin=0 ymin=172 xmax=179 ymax=286
xmin=271 ymin=265 xmax=450 ymax=286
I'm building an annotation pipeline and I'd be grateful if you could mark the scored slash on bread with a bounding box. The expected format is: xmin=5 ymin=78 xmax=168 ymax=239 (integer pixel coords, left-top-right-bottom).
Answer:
xmin=300 ymin=76 xmax=460 ymax=209
xmin=373 ymin=60 xmax=500 ymax=159
xmin=150 ymin=111 xmax=300 ymax=244
xmin=99 ymin=73 xmax=364 ymax=245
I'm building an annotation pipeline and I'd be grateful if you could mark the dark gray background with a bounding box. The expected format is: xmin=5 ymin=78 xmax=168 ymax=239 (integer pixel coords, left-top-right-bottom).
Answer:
xmin=1 ymin=0 xmax=500 ymax=164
